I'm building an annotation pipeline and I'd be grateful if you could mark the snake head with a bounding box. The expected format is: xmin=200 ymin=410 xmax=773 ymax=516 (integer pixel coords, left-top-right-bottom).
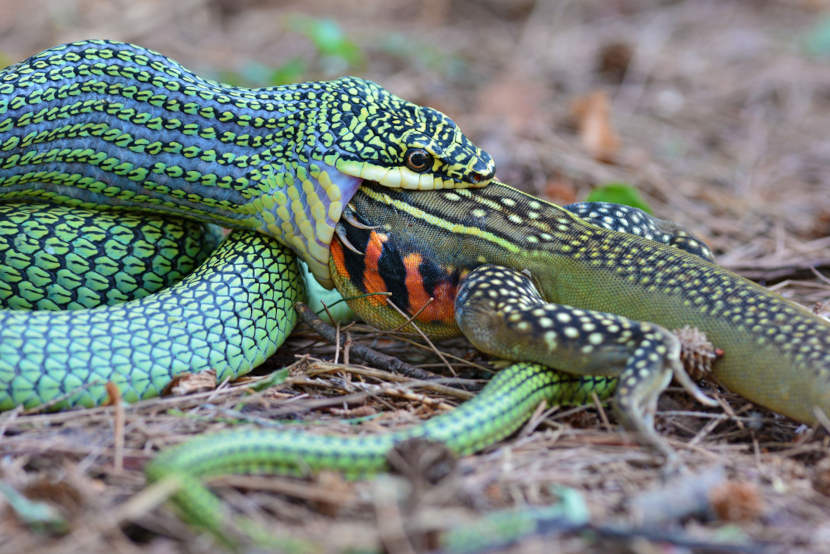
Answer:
xmin=325 ymin=77 xmax=495 ymax=190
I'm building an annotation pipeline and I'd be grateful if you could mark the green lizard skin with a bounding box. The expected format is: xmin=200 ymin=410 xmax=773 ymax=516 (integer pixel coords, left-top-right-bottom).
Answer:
xmin=0 ymin=40 xmax=493 ymax=409
xmin=337 ymin=182 xmax=830 ymax=425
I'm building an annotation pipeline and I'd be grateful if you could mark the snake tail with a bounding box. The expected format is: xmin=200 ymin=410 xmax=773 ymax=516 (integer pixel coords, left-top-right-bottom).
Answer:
xmin=145 ymin=364 xmax=616 ymax=545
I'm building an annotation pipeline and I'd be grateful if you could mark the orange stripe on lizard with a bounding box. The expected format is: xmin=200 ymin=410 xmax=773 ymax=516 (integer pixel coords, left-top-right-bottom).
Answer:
xmin=403 ymin=253 xmax=456 ymax=325
xmin=329 ymin=237 xmax=349 ymax=281
xmin=362 ymin=230 xmax=390 ymax=307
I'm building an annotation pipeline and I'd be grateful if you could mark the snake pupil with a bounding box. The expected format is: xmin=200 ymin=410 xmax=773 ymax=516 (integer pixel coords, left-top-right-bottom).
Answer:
xmin=405 ymin=148 xmax=432 ymax=173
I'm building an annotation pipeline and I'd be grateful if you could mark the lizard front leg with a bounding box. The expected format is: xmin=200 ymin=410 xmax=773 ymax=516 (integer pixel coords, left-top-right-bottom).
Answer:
xmin=454 ymin=264 xmax=716 ymax=457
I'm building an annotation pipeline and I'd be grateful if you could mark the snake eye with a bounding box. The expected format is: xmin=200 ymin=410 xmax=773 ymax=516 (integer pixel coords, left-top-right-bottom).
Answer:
xmin=404 ymin=148 xmax=432 ymax=173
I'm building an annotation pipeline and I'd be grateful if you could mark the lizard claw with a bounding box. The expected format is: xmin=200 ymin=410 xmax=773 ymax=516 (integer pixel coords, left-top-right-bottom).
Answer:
xmin=672 ymin=359 xmax=719 ymax=407
xmin=335 ymin=223 xmax=364 ymax=255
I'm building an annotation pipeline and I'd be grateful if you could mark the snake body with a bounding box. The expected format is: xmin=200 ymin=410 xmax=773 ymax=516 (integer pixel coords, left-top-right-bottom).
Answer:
xmin=0 ymin=39 xmax=494 ymax=283
xmin=0 ymin=202 xmax=219 ymax=310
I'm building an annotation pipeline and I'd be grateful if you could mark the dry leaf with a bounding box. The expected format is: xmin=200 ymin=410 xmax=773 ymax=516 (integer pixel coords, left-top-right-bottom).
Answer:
xmin=477 ymin=73 xmax=547 ymax=134
xmin=571 ymin=90 xmax=620 ymax=163
xmin=709 ymin=481 xmax=764 ymax=522
xmin=813 ymin=457 xmax=830 ymax=496
xmin=596 ymin=41 xmax=633 ymax=83
xmin=543 ymin=177 xmax=578 ymax=205
xmin=163 ymin=370 xmax=217 ymax=396
xmin=313 ymin=471 xmax=353 ymax=516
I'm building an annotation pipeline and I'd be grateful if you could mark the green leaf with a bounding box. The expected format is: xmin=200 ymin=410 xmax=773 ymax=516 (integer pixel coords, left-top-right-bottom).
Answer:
xmin=0 ymin=483 xmax=68 ymax=534
xmin=440 ymin=486 xmax=588 ymax=553
xmin=585 ymin=183 xmax=653 ymax=214
xmin=803 ymin=16 xmax=830 ymax=58
xmin=289 ymin=16 xmax=363 ymax=67
xmin=249 ymin=367 xmax=290 ymax=392
xmin=269 ymin=57 xmax=307 ymax=85
xmin=215 ymin=70 xmax=244 ymax=87
xmin=378 ymin=33 xmax=466 ymax=78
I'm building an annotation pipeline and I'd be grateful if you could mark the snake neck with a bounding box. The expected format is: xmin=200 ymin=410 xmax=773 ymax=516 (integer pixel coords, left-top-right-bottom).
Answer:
xmin=0 ymin=39 xmax=496 ymax=284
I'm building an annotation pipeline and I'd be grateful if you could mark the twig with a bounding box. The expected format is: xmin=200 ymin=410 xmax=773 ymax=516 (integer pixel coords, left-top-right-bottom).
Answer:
xmin=591 ymin=392 xmax=612 ymax=432
xmin=373 ymin=476 xmax=417 ymax=554
xmin=374 ymin=332 xmax=493 ymax=373
xmin=725 ymin=259 xmax=830 ymax=283
xmin=517 ymin=400 xmax=551 ymax=439
xmin=688 ymin=413 xmax=725 ymax=446
xmin=301 ymin=360 xmax=476 ymax=400
xmin=210 ymin=474 xmax=354 ymax=505
xmin=390 ymin=296 xmax=435 ymax=333
xmin=810 ymin=266 xmax=830 ymax=286
xmin=0 ymin=404 xmax=22 ymax=438
xmin=46 ymin=476 xmax=183 ymax=554
xmin=105 ymin=383 xmax=125 ymax=473
xmin=383 ymin=297 xmax=456 ymax=375
xmin=21 ymin=382 xmax=102 ymax=415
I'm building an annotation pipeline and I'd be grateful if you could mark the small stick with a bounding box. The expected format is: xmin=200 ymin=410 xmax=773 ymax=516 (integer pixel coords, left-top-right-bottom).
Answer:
xmin=383 ymin=297 xmax=456 ymax=375
xmin=390 ymin=296 xmax=435 ymax=333
xmin=105 ymin=382 xmax=125 ymax=473
xmin=302 ymin=360 xmax=475 ymax=400
xmin=591 ymin=391 xmax=612 ymax=432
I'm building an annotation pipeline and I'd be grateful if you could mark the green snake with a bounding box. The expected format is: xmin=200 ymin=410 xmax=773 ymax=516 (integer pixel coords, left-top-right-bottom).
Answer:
xmin=2 ymin=41 xmax=829 ymax=547
xmin=0 ymin=39 xmax=493 ymax=409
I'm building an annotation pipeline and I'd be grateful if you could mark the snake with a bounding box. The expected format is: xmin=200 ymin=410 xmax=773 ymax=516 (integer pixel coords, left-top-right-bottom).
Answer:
xmin=0 ymin=39 xmax=493 ymax=410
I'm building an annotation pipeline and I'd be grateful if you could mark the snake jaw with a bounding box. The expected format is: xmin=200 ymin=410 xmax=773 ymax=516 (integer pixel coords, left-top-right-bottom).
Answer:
xmin=344 ymin=160 xmax=469 ymax=190
xmin=336 ymin=152 xmax=493 ymax=191
xmin=250 ymin=162 xmax=364 ymax=287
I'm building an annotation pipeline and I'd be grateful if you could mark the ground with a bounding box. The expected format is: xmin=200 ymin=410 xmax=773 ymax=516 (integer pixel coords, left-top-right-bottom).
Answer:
xmin=1 ymin=0 xmax=830 ymax=552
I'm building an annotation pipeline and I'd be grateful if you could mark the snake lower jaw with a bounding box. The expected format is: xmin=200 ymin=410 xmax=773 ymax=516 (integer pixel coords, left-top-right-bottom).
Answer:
xmin=343 ymin=159 xmax=489 ymax=190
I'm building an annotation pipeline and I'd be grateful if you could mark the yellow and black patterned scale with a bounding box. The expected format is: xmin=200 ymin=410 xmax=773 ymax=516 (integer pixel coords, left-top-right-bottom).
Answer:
xmin=0 ymin=39 xmax=495 ymax=282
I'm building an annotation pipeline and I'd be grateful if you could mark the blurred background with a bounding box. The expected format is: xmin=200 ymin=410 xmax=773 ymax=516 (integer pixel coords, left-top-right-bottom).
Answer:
xmin=1 ymin=0 xmax=829 ymax=285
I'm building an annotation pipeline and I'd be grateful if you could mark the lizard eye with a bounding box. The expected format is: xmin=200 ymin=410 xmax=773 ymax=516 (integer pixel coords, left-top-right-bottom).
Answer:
xmin=404 ymin=148 xmax=432 ymax=173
